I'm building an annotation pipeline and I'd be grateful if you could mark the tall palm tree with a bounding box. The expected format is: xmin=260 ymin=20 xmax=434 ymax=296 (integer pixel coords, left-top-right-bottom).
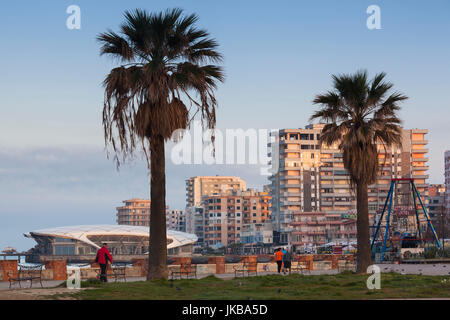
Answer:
xmin=310 ymin=70 xmax=407 ymax=273
xmin=98 ymin=8 xmax=224 ymax=280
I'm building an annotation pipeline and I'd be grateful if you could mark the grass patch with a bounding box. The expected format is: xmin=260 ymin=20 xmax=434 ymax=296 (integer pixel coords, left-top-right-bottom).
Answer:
xmin=57 ymin=273 xmax=450 ymax=300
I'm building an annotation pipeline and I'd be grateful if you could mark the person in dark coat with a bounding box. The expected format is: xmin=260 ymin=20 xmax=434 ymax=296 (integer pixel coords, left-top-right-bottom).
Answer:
xmin=95 ymin=243 xmax=113 ymax=282
xmin=282 ymin=249 xmax=292 ymax=275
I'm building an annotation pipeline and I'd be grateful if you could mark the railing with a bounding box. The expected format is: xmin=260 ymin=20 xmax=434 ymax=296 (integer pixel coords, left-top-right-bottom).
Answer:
xmin=0 ymin=253 xmax=30 ymax=261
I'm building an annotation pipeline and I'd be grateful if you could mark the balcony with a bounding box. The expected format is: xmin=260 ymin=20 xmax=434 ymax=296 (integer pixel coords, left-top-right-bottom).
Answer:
xmin=280 ymin=167 xmax=302 ymax=171
xmin=321 ymin=149 xmax=337 ymax=154
xmin=280 ymin=184 xmax=303 ymax=188
xmin=412 ymin=140 xmax=428 ymax=145
xmin=280 ymin=175 xmax=302 ymax=180
xmin=282 ymin=192 xmax=303 ymax=197
xmin=412 ymin=149 xmax=429 ymax=154
xmin=281 ymin=148 xmax=302 ymax=154
xmin=413 ymin=166 xmax=429 ymax=170
xmin=334 ymin=202 xmax=353 ymax=206
xmin=412 ymin=174 xmax=429 ymax=179
xmin=281 ymin=201 xmax=302 ymax=206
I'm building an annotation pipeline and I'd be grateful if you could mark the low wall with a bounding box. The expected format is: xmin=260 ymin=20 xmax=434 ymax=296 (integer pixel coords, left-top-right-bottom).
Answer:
xmin=0 ymin=254 xmax=355 ymax=282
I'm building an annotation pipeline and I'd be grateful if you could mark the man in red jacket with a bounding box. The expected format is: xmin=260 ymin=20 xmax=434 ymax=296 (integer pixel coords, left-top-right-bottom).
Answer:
xmin=95 ymin=243 xmax=113 ymax=282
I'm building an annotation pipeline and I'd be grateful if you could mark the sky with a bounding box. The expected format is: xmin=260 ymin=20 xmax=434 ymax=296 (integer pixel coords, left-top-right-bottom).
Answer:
xmin=1 ymin=0 xmax=449 ymax=251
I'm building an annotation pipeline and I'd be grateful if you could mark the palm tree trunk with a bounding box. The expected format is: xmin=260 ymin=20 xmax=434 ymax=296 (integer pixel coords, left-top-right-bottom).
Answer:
xmin=356 ymin=182 xmax=372 ymax=273
xmin=148 ymin=134 xmax=168 ymax=280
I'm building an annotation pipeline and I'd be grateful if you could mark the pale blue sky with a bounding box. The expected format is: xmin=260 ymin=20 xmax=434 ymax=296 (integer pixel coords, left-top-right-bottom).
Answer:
xmin=1 ymin=0 xmax=449 ymax=250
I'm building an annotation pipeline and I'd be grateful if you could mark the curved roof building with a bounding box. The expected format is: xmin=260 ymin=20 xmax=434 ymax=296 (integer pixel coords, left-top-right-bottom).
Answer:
xmin=25 ymin=225 xmax=197 ymax=262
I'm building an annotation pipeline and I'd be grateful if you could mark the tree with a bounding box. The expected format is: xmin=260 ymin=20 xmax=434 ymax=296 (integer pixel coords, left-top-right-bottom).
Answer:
xmin=98 ymin=8 xmax=224 ymax=280
xmin=310 ymin=70 xmax=407 ymax=273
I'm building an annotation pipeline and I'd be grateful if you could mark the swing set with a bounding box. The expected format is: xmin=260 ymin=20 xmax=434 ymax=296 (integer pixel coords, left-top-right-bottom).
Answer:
xmin=370 ymin=178 xmax=441 ymax=262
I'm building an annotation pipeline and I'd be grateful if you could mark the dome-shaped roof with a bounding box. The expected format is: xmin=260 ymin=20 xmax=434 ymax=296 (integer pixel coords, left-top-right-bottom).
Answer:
xmin=26 ymin=225 xmax=197 ymax=249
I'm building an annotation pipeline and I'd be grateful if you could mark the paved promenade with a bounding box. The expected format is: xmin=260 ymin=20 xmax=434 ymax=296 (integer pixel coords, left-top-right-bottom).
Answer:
xmin=0 ymin=263 xmax=448 ymax=299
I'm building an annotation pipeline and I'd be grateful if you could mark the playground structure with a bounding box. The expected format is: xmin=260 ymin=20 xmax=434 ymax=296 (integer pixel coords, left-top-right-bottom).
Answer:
xmin=371 ymin=178 xmax=441 ymax=262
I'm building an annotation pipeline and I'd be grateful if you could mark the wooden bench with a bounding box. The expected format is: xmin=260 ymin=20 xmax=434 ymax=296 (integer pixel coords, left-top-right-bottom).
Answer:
xmin=291 ymin=261 xmax=310 ymax=275
xmin=9 ymin=264 xmax=44 ymax=289
xmin=338 ymin=258 xmax=354 ymax=272
xmin=233 ymin=260 xmax=258 ymax=277
xmin=170 ymin=262 xmax=197 ymax=280
xmin=111 ymin=264 xmax=127 ymax=282
xmin=94 ymin=264 xmax=127 ymax=282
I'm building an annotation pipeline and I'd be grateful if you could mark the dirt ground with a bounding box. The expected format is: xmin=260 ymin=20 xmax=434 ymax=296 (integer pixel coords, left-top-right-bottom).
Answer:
xmin=0 ymin=288 xmax=85 ymax=300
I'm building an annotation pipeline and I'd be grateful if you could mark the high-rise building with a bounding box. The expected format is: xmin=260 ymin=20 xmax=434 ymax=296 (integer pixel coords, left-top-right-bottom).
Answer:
xmin=116 ymin=198 xmax=151 ymax=226
xmin=269 ymin=125 xmax=430 ymax=245
xmin=166 ymin=209 xmax=186 ymax=232
xmin=201 ymin=189 xmax=271 ymax=247
xmin=116 ymin=198 xmax=174 ymax=228
xmin=186 ymin=206 xmax=205 ymax=245
xmin=444 ymin=151 xmax=450 ymax=238
xmin=268 ymin=124 xmax=323 ymax=245
xmin=427 ymin=184 xmax=446 ymax=238
xmin=185 ymin=176 xmax=247 ymax=208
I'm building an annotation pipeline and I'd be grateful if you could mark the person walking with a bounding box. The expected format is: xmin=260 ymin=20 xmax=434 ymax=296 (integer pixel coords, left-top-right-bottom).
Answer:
xmin=275 ymin=248 xmax=284 ymax=274
xmin=95 ymin=243 xmax=113 ymax=282
xmin=281 ymin=247 xmax=287 ymax=273
xmin=283 ymin=249 xmax=292 ymax=275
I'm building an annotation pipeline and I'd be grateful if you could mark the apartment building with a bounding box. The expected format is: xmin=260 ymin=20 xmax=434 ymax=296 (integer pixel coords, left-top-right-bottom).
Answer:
xmin=268 ymin=124 xmax=324 ymax=245
xmin=289 ymin=212 xmax=356 ymax=249
xmin=185 ymin=176 xmax=247 ymax=208
xmin=116 ymin=198 xmax=151 ymax=226
xmin=427 ymin=184 xmax=447 ymax=239
xmin=241 ymin=222 xmax=274 ymax=253
xmin=446 ymin=151 xmax=450 ymax=219
xmin=444 ymin=151 xmax=450 ymax=239
xmin=185 ymin=206 xmax=205 ymax=245
xmin=166 ymin=209 xmax=186 ymax=232
xmin=269 ymin=125 xmax=430 ymax=245
xmin=202 ymin=189 xmax=271 ymax=247
xmin=117 ymin=198 xmax=179 ymax=229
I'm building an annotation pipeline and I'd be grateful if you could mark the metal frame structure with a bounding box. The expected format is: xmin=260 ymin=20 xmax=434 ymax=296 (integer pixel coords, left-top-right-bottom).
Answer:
xmin=370 ymin=178 xmax=441 ymax=261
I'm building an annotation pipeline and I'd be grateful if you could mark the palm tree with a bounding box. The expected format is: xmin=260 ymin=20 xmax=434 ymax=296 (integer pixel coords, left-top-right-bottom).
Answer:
xmin=310 ymin=70 xmax=407 ymax=273
xmin=98 ymin=8 xmax=224 ymax=280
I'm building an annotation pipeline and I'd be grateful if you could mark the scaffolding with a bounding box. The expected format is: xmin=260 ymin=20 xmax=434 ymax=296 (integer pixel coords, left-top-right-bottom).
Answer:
xmin=370 ymin=178 xmax=440 ymax=262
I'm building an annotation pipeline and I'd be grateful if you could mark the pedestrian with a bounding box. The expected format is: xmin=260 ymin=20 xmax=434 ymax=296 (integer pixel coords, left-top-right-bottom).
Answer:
xmin=281 ymin=247 xmax=287 ymax=273
xmin=275 ymin=248 xmax=284 ymax=274
xmin=95 ymin=243 xmax=113 ymax=282
xmin=283 ymin=249 xmax=292 ymax=275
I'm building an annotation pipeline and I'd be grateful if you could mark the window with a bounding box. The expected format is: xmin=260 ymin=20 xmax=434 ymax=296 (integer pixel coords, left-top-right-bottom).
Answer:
xmin=54 ymin=245 xmax=75 ymax=255
xmin=300 ymin=134 xmax=309 ymax=140
xmin=54 ymin=237 xmax=74 ymax=243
